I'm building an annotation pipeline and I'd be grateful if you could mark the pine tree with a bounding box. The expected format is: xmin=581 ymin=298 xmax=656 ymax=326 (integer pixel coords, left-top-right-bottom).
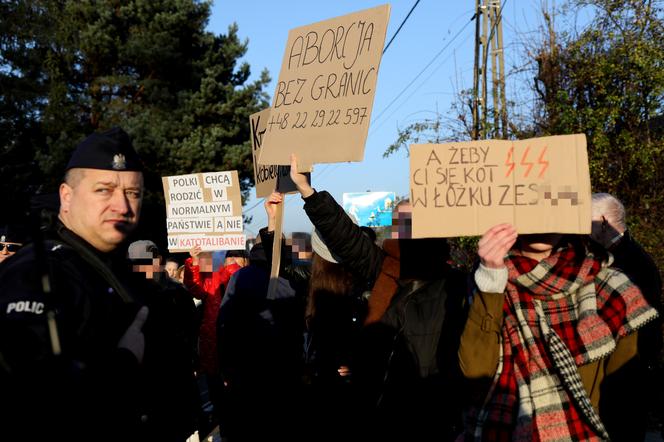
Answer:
xmin=0 ymin=0 xmax=270 ymax=226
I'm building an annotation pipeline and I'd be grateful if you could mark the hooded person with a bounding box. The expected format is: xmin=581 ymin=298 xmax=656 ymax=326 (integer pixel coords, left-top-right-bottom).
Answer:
xmin=458 ymin=224 xmax=658 ymax=440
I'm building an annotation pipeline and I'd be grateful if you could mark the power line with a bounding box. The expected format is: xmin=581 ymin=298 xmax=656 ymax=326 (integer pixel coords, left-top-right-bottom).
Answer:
xmin=243 ymin=198 xmax=264 ymax=213
xmin=314 ymin=12 xmax=475 ymax=186
xmin=383 ymin=0 xmax=421 ymax=54
xmin=369 ymin=25 xmax=473 ymax=137
xmin=370 ymin=14 xmax=475 ymax=129
xmin=245 ymin=6 xmax=474 ymax=222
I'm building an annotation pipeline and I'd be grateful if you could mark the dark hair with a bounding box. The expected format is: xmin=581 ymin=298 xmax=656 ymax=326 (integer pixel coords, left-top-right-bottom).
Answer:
xmin=306 ymin=253 xmax=357 ymax=326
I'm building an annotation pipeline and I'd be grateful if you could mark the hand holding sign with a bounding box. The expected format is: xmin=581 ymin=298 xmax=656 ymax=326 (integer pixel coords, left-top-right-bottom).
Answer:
xmin=290 ymin=154 xmax=314 ymax=198
xmin=264 ymin=192 xmax=284 ymax=231
xmin=477 ymin=224 xmax=518 ymax=269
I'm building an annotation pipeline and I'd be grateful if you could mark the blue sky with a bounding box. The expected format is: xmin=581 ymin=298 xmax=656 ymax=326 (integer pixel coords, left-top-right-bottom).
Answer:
xmin=207 ymin=1 xmax=585 ymax=236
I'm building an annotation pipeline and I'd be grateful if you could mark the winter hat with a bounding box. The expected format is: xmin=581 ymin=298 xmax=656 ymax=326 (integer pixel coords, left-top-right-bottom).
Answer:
xmin=128 ymin=240 xmax=159 ymax=260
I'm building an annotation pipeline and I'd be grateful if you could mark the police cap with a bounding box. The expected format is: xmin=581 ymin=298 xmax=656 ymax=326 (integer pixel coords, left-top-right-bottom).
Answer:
xmin=66 ymin=126 xmax=143 ymax=172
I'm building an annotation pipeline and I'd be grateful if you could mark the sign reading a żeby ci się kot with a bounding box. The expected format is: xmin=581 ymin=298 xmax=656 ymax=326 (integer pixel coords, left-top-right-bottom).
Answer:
xmin=409 ymin=134 xmax=592 ymax=238
xmin=162 ymin=170 xmax=245 ymax=252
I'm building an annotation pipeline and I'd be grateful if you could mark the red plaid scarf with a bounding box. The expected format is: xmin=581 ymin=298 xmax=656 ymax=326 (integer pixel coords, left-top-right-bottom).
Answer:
xmin=472 ymin=246 xmax=657 ymax=441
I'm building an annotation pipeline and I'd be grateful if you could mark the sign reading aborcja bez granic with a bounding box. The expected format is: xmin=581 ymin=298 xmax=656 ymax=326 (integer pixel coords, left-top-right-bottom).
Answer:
xmin=258 ymin=4 xmax=391 ymax=168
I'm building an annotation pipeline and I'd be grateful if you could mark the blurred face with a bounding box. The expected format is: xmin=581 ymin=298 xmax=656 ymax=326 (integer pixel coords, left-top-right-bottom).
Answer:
xmin=198 ymin=254 xmax=213 ymax=272
xmin=0 ymin=239 xmax=22 ymax=264
xmin=132 ymin=258 xmax=162 ymax=279
xmin=59 ymin=168 xmax=143 ymax=253
xmin=165 ymin=261 xmax=179 ymax=278
xmin=391 ymin=202 xmax=412 ymax=239
xmin=288 ymin=236 xmax=312 ymax=262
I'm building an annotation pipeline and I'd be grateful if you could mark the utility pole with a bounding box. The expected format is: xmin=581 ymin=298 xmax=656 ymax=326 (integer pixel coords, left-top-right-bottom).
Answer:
xmin=472 ymin=0 xmax=507 ymax=140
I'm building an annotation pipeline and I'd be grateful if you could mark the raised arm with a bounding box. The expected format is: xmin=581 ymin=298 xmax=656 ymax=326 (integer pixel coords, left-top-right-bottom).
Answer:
xmin=183 ymin=246 xmax=209 ymax=300
xmin=290 ymin=154 xmax=384 ymax=284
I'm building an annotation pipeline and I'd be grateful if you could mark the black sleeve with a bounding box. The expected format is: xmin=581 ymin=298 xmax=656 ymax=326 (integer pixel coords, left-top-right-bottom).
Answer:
xmin=303 ymin=190 xmax=384 ymax=285
xmin=0 ymin=247 xmax=142 ymax=440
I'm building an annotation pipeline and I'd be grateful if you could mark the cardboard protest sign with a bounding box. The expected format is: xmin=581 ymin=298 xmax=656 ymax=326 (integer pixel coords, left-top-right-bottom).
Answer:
xmin=250 ymin=108 xmax=309 ymax=198
xmin=162 ymin=170 xmax=246 ymax=252
xmin=409 ymin=134 xmax=591 ymax=237
xmin=258 ymin=4 xmax=391 ymax=168
xmin=342 ymin=191 xmax=395 ymax=227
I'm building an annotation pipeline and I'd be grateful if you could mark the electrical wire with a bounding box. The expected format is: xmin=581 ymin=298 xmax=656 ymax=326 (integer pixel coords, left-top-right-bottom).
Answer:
xmin=383 ymin=0 xmax=421 ymax=54
xmin=370 ymin=13 xmax=475 ymax=128
xmin=244 ymin=5 xmax=475 ymax=228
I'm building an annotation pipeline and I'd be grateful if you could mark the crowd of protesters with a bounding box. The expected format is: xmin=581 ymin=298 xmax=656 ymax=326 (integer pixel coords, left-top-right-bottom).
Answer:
xmin=0 ymin=127 xmax=662 ymax=442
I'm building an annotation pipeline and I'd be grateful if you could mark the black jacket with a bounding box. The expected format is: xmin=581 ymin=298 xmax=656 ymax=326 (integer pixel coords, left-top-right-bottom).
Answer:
xmin=302 ymin=190 xmax=468 ymax=441
xmin=0 ymin=214 xmax=195 ymax=441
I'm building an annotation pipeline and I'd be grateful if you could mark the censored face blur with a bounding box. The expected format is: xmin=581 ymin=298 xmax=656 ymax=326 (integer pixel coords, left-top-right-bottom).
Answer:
xmin=287 ymin=236 xmax=312 ymax=262
xmin=391 ymin=202 xmax=412 ymax=239
xmin=132 ymin=259 xmax=163 ymax=279
xmin=198 ymin=254 xmax=214 ymax=272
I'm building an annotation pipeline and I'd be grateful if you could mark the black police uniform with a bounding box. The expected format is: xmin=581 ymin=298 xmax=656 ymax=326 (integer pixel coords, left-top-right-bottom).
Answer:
xmin=0 ymin=214 xmax=146 ymax=441
xmin=0 ymin=127 xmax=194 ymax=441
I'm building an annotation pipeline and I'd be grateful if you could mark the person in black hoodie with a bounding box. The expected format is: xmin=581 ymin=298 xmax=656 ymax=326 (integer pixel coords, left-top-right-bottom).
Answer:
xmin=127 ymin=240 xmax=199 ymax=441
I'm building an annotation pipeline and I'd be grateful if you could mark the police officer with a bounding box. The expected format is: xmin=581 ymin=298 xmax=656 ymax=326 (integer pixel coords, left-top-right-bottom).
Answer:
xmin=0 ymin=127 xmax=157 ymax=441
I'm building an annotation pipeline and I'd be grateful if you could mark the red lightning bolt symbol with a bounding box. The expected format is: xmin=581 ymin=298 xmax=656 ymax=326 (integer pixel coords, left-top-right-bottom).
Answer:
xmin=505 ymin=146 xmax=515 ymax=177
xmin=537 ymin=146 xmax=549 ymax=178
xmin=521 ymin=146 xmax=534 ymax=177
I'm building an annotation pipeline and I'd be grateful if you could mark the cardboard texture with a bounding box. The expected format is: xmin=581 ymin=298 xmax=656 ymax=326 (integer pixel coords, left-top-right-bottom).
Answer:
xmin=342 ymin=191 xmax=396 ymax=227
xmin=251 ymin=108 xmax=311 ymax=197
xmin=257 ymin=4 xmax=391 ymax=167
xmin=409 ymin=134 xmax=591 ymax=238
xmin=162 ymin=170 xmax=246 ymax=252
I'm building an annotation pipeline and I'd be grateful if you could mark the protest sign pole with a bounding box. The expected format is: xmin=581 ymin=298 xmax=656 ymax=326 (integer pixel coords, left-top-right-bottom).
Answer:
xmin=267 ymin=202 xmax=284 ymax=298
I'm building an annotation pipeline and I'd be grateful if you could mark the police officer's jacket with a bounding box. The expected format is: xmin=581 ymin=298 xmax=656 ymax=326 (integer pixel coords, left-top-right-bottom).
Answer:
xmin=0 ymin=212 xmax=148 ymax=442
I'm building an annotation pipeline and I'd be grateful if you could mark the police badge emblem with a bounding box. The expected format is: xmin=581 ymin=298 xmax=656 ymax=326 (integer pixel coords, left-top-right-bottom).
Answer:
xmin=112 ymin=154 xmax=127 ymax=170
